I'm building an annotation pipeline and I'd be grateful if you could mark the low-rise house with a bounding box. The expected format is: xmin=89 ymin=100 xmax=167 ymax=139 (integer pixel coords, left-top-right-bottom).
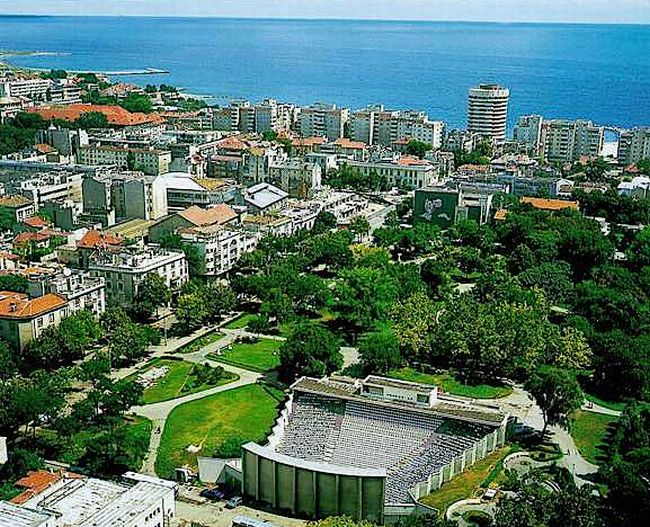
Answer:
xmin=12 ymin=229 xmax=69 ymax=261
xmin=0 ymin=195 xmax=35 ymax=223
xmin=0 ymin=290 xmax=68 ymax=350
xmin=88 ymin=245 xmax=188 ymax=307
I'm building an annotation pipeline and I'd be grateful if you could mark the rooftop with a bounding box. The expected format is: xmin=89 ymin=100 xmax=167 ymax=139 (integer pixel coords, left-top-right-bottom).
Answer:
xmin=0 ymin=501 xmax=54 ymax=527
xmin=77 ymin=229 xmax=123 ymax=250
xmin=178 ymin=204 xmax=237 ymax=227
xmin=30 ymin=104 xmax=166 ymax=127
xmin=0 ymin=195 xmax=33 ymax=208
xmin=0 ymin=291 xmax=68 ymax=320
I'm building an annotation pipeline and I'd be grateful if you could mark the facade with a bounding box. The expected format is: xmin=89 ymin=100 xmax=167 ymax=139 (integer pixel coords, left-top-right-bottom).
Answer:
xmin=179 ymin=226 xmax=260 ymax=277
xmin=298 ymin=103 xmax=349 ymax=141
xmin=347 ymin=156 xmax=441 ymax=189
xmin=269 ymin=160 xmax=322 ymax=198
xmin=161 ymin=172 xmax=237 ymax=212
xmin=88 ymin=246 xmax=188 ymax=307
xmin=0 ymin=291 xmax=68 ymax=350
xmin=413 ymin=185 xmax=496 ymax=228
xmin=467 ymin=84 xmax=510 ymax=141
xmin=513 ymin=114 xmax=543 ymax=153
xmin=350 ymin=106 xmax=444 ymax=148
xmin=0 ymin=78 xmax=51 ymax=101
xmin=36 ymin=126 xmax=89 ymax=158
xmin=241 ymin=183 xmax=290 ymax=215
xmin=5 ymin=470 xmax=176 ymax=527
xmin=78 ymin=146 xmax=172 ymax=176
xmin=240 ymin=375 xmax=508 ymax=523
xmin=540 ymin=119 xmax=604 ymax=162
xmin=618 ymin=127 xmax=650 ymax=165
xmin=0 ymin=195 xmax=35 ymax=223
xmin=25 ymin=266 xmax=106 ymax=318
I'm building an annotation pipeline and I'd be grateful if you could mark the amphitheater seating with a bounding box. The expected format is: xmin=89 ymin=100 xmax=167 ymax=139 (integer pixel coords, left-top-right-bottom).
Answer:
xmin=275 ymin=391 xmax=496 ymax=505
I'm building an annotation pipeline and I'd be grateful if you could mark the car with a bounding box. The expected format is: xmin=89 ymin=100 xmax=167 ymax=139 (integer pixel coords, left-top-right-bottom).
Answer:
xmin=200 ymin=488 xmax=225 ymax=501
xmin=225 ymin=496 xmax=243 ymax=509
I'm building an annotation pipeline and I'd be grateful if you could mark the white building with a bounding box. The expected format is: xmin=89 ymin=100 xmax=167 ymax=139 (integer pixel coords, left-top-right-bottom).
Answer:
xmin=4 ymin=470 xmax=176 ymax=527
xmin=0 ymin=78 xmax=51 ymax=101
xmin=179 ymin=225 xmax=260 ymax=277
xmin=89 ymin=245 xmax=188 ymax=307
xmin=298 ymin=102 xmax=349 ymax=141
xmin=513 ymin=114 xmax=543 ymax=153
xmin=350 ymin=106 xmax=444 ymax=148
xmin=618 ymin=127 xmax=650 ymax=165
xmin=78 ymin=146 xmax=172 ymax=176
xmin=467 ymin=84 xmax=510 ymax=141
xmin=347 ymin=156 xmax=441 ymax=189
xmin=540 ymin=119 xmax=604 ymax=162
xmin=269 ymin=160 xmax=322 ymax=198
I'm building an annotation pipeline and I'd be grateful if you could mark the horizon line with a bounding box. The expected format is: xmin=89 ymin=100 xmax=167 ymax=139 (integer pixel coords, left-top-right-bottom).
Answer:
xmin=0 ymin=13 xmax=649 ymax=26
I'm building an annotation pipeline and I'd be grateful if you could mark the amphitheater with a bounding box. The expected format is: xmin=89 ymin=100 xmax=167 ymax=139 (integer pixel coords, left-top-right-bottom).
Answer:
xmin=242 ymin=375 xmax=509 ymax=523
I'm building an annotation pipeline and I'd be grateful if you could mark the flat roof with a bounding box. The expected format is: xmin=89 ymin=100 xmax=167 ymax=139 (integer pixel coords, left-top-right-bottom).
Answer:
xmin=0 ymin=502 xmax=53 ymax=527
xmin=364 ymin=375 xmax=435 ymax=395
xmin=244 ymin=442 xmax=386 ymax=478
xmin=292 ymin=377 xmax=506 ymax=426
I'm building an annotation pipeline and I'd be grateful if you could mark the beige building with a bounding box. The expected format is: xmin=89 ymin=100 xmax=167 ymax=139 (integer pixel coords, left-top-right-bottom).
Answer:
xmin=298 ymin=103 xmax=349 ymax=141
xmin=78 ymin=146 xmax=172 ymax=175
xmin=347 ymin=156 xmax=441 ymax=189
xmin=541 ymin=119 xmax=604 ymax=162
xmin=0 ymin=291 xmax=69 ymax=350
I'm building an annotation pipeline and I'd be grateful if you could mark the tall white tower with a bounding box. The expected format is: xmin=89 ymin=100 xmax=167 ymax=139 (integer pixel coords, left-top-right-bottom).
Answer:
xmin=467 ymin=84 xmax=510 ymax=141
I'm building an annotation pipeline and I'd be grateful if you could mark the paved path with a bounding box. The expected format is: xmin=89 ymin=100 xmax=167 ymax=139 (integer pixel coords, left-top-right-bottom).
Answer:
xmin=581 ymin=400 xmax=622 ymax=417
xmin=126 ymin=315 xmax=360 ymax=476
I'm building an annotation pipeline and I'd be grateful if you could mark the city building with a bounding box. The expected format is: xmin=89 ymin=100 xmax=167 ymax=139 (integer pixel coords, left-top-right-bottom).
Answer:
xmin=618 ymin=127 xmax=650 ymax=165
xmin=77 ymin=146 xmax=172 ymax=176
xmin=268 ymin=160 xmax=322 ymax=198
xmin=24 ymin=265 xmax=106 ymax=317
xmin=31 ymin=104 xmax=167 ymax=131
xmin=240 ymin=183 xmax=289 ymax=215
xmin=540 ymin=119 xmax=604 ymax=162
xmin=36 ymin=126 xmax=89 ymax=158
xmin=0 ymin=291 xmax=69 ymax=350
xmin=149 ymin=203 xmax=239 ymax=242
xmin=88 ymin=245 xmax=188 ymax=307
xmin=513 ymin=114 xmax=544 ymax=153
xmin=346 ymin=156 xmax=441 ymax=189
xmin=413 ymin=184 xmax=498 ymax=227
xmin=3 ymin=470 xmax=176 ymax=527
xmin=0 ymin=78 xmax=51 ymax=101
xmin=350 ymin=106 xmax=444 ymax=148
xmin=467 ymin=84 xmax=510 ymax=141
xmin=160 ymin=172 xmax=238 ymax=212
xmin=0 ymin=195 xmax=35 ymax=223
xmin=298 ymin=103 xmax=349 ymax=141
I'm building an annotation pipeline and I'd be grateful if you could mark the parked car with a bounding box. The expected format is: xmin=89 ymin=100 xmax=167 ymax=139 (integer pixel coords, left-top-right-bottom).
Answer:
xmin=200 ymin=488 xmax=225 ymax=501
xmin=225 ymin=496 xmax=243 ymax=509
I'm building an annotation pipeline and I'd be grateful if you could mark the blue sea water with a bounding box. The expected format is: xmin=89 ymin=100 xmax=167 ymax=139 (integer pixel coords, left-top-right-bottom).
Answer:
xmin=1 ymin=16 xmax=650 ymax=129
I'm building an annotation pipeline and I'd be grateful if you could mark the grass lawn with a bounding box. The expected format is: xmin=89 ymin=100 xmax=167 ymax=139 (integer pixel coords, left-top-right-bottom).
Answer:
xmin=389 ymin=368 xmax=513 ymax=400
xmin=419 ymin=447 xmax=511 ymax=514
xmin=570 ymin=410 xmax=616 ymax=465
xmin=155 ymin=384 xmax=284 ymax=478
xmin=136 ymin=358 xmax=238 ymax=404
xmin=224 ymin=313 xmax=257 ymax=330
xmin=176 ymin=330 xmax=224 ymax=354
xmin=208 ymin=338 xmax=282 ymax=372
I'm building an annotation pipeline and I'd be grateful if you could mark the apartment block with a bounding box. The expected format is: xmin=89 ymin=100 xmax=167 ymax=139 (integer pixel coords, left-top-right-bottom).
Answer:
xmin=78 ymin=145 xmax=172 ymax=175
xmin=298 ymin=102 xmax=349 ymax=141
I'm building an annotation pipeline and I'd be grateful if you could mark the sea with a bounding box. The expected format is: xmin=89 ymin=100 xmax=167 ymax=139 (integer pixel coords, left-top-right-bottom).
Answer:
xmin=1 ymin=16 xmax=650 ymax=130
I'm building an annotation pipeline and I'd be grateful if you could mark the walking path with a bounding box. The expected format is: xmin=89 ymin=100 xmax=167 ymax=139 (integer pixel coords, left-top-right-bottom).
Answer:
xmin=581 ymin=400 xmax=622 ymax=417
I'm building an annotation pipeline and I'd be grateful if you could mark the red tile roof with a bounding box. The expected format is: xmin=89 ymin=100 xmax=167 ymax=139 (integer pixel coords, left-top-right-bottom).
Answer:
xmin=30 ymin=104 xmax=166 ymax=127
xmin=0 ymin=291 xmax=67 ymax=319
xmin=291 ymin=136 xmax=327 ymax=148
xmin=13 ymin=229 xmax=63 ymax=245
xmin=24 ymin=216 xmax=49 ymax=228
xmin=178 ymin=204 xmax=237 ymax=227
xmin=397 ymin=155 xmax=430 ymax=166
xmin=77 ymin=229 xmax=123 ymax=250
xmin=333 ymin=138 xmax=366 ymax=150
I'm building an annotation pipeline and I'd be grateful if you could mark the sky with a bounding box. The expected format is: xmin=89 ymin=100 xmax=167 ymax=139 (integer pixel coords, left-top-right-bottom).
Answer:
xmin=0 ymin=0 xmax=650 ymax=24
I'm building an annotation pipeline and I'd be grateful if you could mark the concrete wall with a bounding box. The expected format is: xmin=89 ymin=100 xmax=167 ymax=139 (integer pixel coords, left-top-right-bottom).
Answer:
xmin=242 ymin=446 xmax=385 ymax=524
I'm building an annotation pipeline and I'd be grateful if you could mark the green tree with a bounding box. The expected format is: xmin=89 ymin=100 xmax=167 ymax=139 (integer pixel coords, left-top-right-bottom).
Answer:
xmin=390 ymin=291 xmax=438 ymax=362
xmin=0 ymin=274 xmax=27 ymax=293
xmin=120 ymin=92 xmax=154 ymax=114
xmin=312 ymin=211 xmax=337 ymax=235
xmin=404 ymin=139 xmax=432 ymax=159
xmin=358 ymin=324 xmax=402 ymax=374
xmin=75 ymin=111 xmax=109 ymax=129
xmin=134 ymin=273 xmax=171 ymax=320
xmin=279 ymin=323 xmax=343 ymax=381
xmin=175 ymin=293 xmax=209 ymax=334
xmin=525 ymin=366 xmax=583 ymax=436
